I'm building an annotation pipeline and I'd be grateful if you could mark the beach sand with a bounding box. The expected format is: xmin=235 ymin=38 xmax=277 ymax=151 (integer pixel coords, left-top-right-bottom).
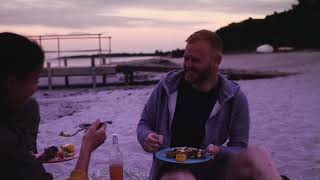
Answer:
xmin=34 ymin=51 xmax=320 ymax=180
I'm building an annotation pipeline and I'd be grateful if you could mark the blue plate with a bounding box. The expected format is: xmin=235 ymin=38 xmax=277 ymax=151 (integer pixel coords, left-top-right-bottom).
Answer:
xmin=155 ymin=147 xmax=213 ymax=164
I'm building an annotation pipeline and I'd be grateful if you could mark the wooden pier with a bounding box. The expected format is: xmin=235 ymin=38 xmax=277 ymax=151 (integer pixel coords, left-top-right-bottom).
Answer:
xmin=40 ymin=56 xmax=297 ymax=90
xmin=40 ymin=57 xmax=182 ymax=89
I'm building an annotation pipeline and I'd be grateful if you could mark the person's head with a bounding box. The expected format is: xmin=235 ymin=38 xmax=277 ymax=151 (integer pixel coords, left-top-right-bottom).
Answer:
xmin=159 ymin=168 xmax=197 ymax=180
xmin=0 ymin=32 xmax=44 ymax=107
xmin=183 ymin=29 xmax=222 ymax=88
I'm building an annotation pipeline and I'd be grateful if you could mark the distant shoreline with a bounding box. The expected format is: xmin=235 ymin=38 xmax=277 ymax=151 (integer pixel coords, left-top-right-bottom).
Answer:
xmin=51 ymin=48 xmax=320 ymax=60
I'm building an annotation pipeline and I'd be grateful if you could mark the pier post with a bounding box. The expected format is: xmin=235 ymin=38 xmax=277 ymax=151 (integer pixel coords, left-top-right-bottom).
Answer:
xmin=47 ymin=62 xmax=52 ymax=90
xmin=64 ymin=58 xmax=69 ymax=86
xmin=124 ymin=71 xmax=134 ymax=85
xmin=102 ymin=57 xmax=106 ymax=85
xmin=91 ymin=57 xmax=96 ymax=88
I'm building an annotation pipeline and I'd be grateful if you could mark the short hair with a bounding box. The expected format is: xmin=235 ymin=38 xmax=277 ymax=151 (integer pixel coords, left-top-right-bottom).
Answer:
xmin=0 ymin=32 xmax=44 ymax=81
xmin=159 ymin=166 xmax=198 ymax=180
xmin=186 ymin=29 xmax=223 ymax=54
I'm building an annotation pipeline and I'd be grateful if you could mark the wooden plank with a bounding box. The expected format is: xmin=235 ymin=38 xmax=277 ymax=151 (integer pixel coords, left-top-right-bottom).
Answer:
xmin=116 ymin=64 xmax=181 ymax=72
xmin=95 ymin=66 xmax=117 ymax=74
xmin=52 ymin=67 xmax=92 ymax=76
xmin=40 ymin=66 xmax=117 ymax=77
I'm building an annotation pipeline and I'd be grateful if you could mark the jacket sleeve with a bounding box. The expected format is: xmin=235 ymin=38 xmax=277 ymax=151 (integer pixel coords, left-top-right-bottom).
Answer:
xmin=23 ymin=98 xmax=41 ymax=153
xmin=14 ymin=98 xmax=41 ymax=153
xmin=136 ymin=82 xmax=162 ymax=150
xmin=0 ymin=128 xmax=53 ymax=180
xmin=67 ymin=169 xmax=89 ymax=180
xmin=220 ymin=89 xmax=250 ymax=156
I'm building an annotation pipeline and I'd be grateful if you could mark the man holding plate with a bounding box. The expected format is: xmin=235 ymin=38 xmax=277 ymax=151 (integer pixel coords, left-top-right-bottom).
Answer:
xmin=137 ymin=29 xmax=250 ymax=179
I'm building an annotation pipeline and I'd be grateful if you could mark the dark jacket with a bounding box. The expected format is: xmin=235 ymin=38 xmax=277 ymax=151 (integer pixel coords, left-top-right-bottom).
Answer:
xmin=13 ymin=98 xmax=41 ymax=153
xmin=0 ymin=126 xmax=52 ymax=179
xmin=0 ymin=98 xmax=52 ymax=180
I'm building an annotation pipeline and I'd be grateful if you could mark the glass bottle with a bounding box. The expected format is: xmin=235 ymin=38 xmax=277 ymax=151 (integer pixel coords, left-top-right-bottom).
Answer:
xmin=109 ymin=134 xmax=123 ymax=180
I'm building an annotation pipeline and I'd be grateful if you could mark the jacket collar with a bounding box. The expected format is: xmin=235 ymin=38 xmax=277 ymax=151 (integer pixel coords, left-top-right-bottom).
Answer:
xmin=161 ymin=70 xmax=184 ymax=95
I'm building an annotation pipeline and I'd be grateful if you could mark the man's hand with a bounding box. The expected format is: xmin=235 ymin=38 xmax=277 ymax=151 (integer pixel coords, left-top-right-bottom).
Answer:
xmin=81 ymin=119 xmax=107 ymax=154
xmin=206 ymin=144 xmax=221 ymax=155
xmin=143 ymin=132 xmax=163 ymax=153
xmin=75 ymin=119 xmax=107 ymax=173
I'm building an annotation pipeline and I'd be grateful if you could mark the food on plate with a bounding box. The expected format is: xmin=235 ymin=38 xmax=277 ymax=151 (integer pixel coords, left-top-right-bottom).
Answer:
xmin=36 ymin=146 xmax=59 ymax=161
xmin=175 ymin=153 xmax=187 ymax=162
xmin=37 ymin=144 xmax=76 ymax=162
xmin=166 ymin=147 xmax=206 ymax=162
xmin=61 ymin=144 xmax=75 ymax=153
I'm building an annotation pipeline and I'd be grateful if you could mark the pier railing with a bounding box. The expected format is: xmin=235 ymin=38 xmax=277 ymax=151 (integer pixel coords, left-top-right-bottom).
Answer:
xmin=28 ymin=33 xmax=112 ymax=66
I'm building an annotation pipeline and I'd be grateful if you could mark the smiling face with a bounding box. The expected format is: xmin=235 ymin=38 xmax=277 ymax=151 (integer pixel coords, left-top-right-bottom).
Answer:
xmin=7 ymin=69 xmax=40 ymax=106
xmin=183 ymin=40 xmax=220 ymax=86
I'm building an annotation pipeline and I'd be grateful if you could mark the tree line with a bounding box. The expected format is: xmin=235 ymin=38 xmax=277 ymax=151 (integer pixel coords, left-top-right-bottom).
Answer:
xmin=216 ymin=0 xmax=320 ymax=52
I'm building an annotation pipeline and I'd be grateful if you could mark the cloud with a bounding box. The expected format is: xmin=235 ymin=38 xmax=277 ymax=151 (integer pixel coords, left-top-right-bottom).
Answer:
xmin=0 ymin=0 xmax=295 ymax=29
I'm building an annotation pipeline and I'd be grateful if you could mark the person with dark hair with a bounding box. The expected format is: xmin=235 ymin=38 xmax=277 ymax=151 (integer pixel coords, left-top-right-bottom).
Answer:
xmin=137 ymin=29 xmax=250 ymax=179
xmin=159 ymin=166 xmax=197 ymax=180
xmin=0 ymin=32 xmax=107 ymax=180
xmin=0 ymin=32 xmax=44 ymax=153
xmin=158 ymin=146 xmax=287 ymax=180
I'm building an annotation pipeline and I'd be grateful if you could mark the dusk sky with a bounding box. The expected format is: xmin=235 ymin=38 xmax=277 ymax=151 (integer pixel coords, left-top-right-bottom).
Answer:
xmin=1 ymin=0 xmax=296 ymax=53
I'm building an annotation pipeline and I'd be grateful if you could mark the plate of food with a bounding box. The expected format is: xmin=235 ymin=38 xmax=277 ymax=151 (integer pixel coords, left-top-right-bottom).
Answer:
xmin=155 ymin=147 xmax=213 ymax=164
xmin=36 ymin=144 xmax=78 ymax=163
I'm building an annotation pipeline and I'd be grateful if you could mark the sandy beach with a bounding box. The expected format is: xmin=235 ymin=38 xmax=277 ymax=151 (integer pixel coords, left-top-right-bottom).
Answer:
xmin=34 ymin=51 xmax=320 ymax=180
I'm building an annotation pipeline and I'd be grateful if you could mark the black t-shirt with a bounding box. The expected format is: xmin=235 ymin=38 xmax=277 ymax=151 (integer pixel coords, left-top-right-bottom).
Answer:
xmin=170 ymin=79 xmax=219 ymax=148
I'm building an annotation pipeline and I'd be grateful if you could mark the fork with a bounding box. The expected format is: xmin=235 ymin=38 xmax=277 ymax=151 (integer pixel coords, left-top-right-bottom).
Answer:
xmin=78 ymin=120 xmax=112 ymax=129
xmin=59 ymin=121 xmax=112 ymax=137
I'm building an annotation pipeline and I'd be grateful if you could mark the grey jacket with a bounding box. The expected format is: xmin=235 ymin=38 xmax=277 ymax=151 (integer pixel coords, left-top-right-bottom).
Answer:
xmin=137 ymin=70 xmax=250 ymax=180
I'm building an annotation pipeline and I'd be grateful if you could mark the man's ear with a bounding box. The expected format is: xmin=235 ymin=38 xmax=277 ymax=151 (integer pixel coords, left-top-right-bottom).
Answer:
xmin=212 ymin=53 xmax=221 ymax=68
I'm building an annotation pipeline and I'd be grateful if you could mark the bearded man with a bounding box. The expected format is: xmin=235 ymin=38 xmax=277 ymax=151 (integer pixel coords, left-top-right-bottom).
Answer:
xmin=137 ymin=29 xmax=250 ymax=180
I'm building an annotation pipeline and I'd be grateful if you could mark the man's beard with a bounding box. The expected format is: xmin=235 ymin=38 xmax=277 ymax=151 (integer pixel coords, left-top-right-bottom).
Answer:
xmin=184 ymin=67 xmax=211 ymax=84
